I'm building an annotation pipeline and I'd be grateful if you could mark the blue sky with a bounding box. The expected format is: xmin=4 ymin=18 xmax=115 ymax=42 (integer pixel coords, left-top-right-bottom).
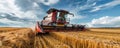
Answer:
xmin=0 ymin=0 xmax=120 ymax=27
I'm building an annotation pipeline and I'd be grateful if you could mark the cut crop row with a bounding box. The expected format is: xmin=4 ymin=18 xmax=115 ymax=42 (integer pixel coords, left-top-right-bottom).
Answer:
xmin=50 ymin=32 xmax=120 ymax=48
xmin=42 ymin=35 xmax=70 ymax=48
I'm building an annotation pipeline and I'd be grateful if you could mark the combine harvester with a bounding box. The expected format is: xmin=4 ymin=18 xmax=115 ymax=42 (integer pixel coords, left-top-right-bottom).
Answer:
xmin=35 ymin=8 xmax=86 ymax=33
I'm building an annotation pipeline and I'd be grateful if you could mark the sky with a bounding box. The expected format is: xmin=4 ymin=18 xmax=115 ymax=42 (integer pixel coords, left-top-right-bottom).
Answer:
xmin=0 ymin=0 xmax=120 ymax=27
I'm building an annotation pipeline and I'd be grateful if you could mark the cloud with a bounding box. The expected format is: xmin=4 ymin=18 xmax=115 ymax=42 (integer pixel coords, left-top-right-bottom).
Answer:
xmin=90 ymin=0 xmax=120 ymax=12
xmin=87 ymin=16 xmax=120 ymax=27
xmin=0 ymin=0 xmax=42 ymax=27
xmin=0 ymin=13 xmax=35 ymax=27
xmin=65 ymin=0 xmax=98 ymax=24
xmin=67 ymin=0 xmax=98 ymax=23
xmin=35 ymin=0 xmax=59 ymax=6
xmin=0 ymin=18 xmax=34 ymax=27
xmin=0 ymin=0 xmax=39 ymax=19
xmin=0 ymin=18 xmax=23 ymax=27
xmin=78 ymin=0 xmax=97 ymax=11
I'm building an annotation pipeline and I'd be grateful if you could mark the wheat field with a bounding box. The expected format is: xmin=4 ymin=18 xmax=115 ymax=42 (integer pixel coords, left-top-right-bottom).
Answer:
xmin=34 ymin=28 xmax=120 ymax=48
xmin=0 ymin=27 xmax=35 ymax=48
xmin=0 ymin=27 xmax=120 ymax=48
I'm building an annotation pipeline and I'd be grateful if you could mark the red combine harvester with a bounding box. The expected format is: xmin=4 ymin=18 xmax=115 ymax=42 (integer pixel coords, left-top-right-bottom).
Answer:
xmin=35 ymin=8 xmax=86 ymax=33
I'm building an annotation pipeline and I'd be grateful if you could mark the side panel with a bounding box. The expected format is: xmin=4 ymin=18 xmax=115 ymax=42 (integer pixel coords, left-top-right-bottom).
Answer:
xmin=52 ymin=11 xmax=57 ymax=22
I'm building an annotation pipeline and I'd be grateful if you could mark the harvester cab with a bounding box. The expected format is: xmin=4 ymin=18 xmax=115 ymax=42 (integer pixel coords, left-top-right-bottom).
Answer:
xmin=41 ymin=8 xmax=74 ymax=26
xmin=35 ymin=8 xmax=86 ymax=33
